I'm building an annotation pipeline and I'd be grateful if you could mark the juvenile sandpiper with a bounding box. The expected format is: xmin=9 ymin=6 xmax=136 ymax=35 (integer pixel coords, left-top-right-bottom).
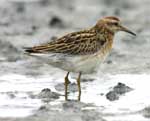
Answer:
xmin=24 ymin=16 xmax=136 ymax=101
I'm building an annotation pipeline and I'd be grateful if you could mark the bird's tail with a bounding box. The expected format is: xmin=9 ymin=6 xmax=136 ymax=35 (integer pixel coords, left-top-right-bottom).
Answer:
xmin=23 ymin=47 xmax=37 ymax=53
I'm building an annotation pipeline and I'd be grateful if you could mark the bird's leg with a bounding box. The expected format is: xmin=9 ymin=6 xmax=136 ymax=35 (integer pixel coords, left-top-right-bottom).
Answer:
xmin=65 ymin=72 xmax=70 ymax=101
xmin=77 ymin=72 xmax=82 ymax=101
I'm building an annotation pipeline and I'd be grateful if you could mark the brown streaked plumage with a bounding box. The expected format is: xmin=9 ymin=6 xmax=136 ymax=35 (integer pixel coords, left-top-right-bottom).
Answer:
xmin=24 ymin=16 xmax=136 ymax=101
xmin=25 ymin=29 xmax=106 ymax=55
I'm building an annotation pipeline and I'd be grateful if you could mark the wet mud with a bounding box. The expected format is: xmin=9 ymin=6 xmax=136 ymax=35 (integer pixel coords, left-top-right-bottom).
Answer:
xmin=0 ymin=0 xmax=150 ymax=121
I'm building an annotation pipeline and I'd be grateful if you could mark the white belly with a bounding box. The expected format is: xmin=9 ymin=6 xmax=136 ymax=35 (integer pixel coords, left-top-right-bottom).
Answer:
xmin=55 ymin=52 xmax=109 ymax=74
xmin=69 ymin=55 xmax=102 ymax=73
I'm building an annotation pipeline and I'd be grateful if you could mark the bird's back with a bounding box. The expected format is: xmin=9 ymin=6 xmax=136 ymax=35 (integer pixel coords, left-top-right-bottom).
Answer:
xmin=25 ymin=28 xmax=109 ymax=56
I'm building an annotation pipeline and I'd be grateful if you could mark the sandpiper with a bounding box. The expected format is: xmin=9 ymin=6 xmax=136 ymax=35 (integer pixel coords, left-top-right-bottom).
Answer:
xmin=24 ymin=16 xmax=136 ymax=101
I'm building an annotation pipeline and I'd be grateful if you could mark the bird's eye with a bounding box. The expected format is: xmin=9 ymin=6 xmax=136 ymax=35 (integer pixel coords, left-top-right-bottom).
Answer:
xmin=114 ymin=22 xmax=119 ymax=26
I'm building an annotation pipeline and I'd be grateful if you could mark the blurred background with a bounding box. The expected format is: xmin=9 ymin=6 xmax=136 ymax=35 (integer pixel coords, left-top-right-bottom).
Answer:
xmin=0 ymin=0 xmax=150 ymax=121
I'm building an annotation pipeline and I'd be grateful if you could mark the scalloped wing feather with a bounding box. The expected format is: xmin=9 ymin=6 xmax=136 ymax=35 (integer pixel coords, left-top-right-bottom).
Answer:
xmin=25 ymin=29 xmax=106 ymax=55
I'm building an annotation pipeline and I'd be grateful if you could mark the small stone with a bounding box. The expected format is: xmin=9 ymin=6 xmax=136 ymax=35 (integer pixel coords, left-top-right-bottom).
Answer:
xmin=49 ymin=16 xmax=64 ymax=28
xmin=141 ymin=107 xmax=150 ymax=118
xmin=32 ymin=25 xmax=38 ymax=31
xmin=113 ymin=82 xmax=133 ymax=94
xmin=106 ymin=91 xmax=119 ymax=101
xmin=106 ymin=60 xmax=112 ymax=64
xmin=41 ymin=88 xmax=51 ymax=92
xmin=114 ymin=8 xmax=121 ymax=16
xmin=106 ymin=82 xmax=133 ymax=101
xmin=99 ymin=93 xmax=104 ymax=96
xmin=38 ymin=88 xmax=60 ymax=100
xmin=39 ymin=106 xmax=47 ymax=111
xmin=82 ymin=78 xmax=95 ymax=82
xmin=7 ymin=92 xmax=16 ymax=99
xmin=39 ymin=0 xmax=50 ymax=6
xmin=16 ymin=2 xmax=25 ymax=13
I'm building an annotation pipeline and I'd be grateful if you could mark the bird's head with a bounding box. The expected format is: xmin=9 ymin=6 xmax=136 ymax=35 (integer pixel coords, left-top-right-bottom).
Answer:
xmin=95 ymin=16 xmax=136 ymax=36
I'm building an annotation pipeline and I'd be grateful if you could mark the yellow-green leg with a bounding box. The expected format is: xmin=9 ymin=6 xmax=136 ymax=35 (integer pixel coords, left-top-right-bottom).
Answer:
xmin=65 ymin=72 xmax=69 ymax=101
xmin=77 ymin=72 xmax=82 ymax=101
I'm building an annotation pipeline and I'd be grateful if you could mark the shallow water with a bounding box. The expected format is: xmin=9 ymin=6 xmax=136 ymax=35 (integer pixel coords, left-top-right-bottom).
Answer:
xmin=0 ymin=73 xmax=150 ymax=121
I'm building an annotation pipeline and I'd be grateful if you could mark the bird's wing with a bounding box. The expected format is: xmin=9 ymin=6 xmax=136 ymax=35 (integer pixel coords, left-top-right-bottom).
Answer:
xmin=24 ymin=30 xmax=106 ymax=55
